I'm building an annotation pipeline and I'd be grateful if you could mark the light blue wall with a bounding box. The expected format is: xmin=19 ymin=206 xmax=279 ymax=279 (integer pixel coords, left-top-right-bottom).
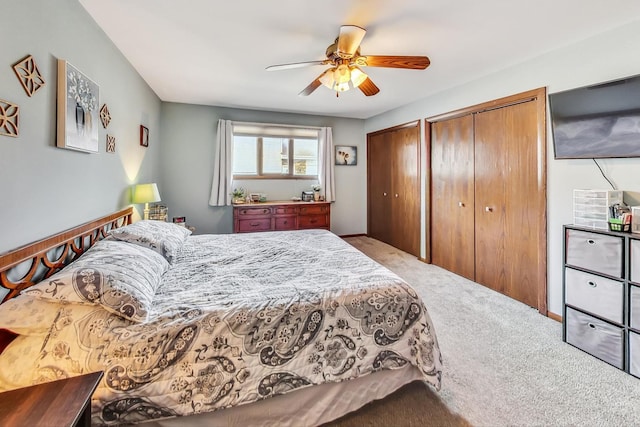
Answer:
xmin=0 ymin=0 xmax=162 ymax=253
xmin=159 ymin=103 xmax=365 ymax=236
xmin=365 ymin=19 xmax=640 ymax=316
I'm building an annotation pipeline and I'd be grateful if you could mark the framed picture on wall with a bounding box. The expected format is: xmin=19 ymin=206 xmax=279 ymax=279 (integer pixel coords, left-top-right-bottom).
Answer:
xmin=140 ymin=125 xmax=149 ymax=147
xmin=335 ymin=145 xmax=357 ymax=165
xmin=56 ymin=59 xmax=99 ymax=153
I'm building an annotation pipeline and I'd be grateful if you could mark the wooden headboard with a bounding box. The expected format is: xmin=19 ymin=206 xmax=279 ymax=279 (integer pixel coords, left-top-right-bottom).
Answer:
xmin=0 ymin=207 xmax=132 ymax=302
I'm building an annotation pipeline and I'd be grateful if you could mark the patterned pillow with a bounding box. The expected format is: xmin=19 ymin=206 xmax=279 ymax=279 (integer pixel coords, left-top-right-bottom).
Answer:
xmin=24 ymin=240 xmax=169 ymax=323
xmin=109 ymin=220 xmax=191 ymax=263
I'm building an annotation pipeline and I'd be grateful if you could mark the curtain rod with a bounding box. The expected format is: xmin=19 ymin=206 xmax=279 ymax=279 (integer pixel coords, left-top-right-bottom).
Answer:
xmin=230 ymin=120 xmax=322 ymax=130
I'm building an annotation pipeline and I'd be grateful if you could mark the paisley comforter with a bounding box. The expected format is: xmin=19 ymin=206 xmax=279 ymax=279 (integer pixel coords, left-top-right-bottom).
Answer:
xmin=1 ymin=229 xmax=442 ymax=425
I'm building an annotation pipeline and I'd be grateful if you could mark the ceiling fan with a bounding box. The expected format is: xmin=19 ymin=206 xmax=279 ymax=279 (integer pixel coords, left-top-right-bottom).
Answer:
xmin=266 ymin=25 xmax=431 ymax=97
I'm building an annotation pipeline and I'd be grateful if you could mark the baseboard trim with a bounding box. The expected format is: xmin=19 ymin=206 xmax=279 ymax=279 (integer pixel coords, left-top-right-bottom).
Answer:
xmin=339 ymin=233 xmax=367 ymax=238
xmin=547 ymin=311 xmax=562 ymax=323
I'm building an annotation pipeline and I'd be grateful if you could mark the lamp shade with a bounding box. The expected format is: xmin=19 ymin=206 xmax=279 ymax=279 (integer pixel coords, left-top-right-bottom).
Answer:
xmin=132 ymin=183 xmax=161 ymax=204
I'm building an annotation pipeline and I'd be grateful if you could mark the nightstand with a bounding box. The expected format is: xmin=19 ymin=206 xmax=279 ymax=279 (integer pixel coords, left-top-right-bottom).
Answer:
xmin=0 ymin=371 xmax=103 ymax=427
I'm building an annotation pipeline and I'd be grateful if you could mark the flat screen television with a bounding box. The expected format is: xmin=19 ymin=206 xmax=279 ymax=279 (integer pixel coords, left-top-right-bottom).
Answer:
xmin=549 ymin=74 xmax=640 ymax=159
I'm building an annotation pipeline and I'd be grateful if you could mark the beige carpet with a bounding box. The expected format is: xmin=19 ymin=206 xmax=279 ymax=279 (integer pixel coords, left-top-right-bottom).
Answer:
xmin=324 ymin=380 xmax=471 ymax=427
xmin=330 ymin=236 xmax=640 ymax=427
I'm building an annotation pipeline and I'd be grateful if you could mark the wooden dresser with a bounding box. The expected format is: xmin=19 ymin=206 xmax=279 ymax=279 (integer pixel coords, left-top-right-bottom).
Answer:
xmin=233 ymin=201 xmax=330 ymax=233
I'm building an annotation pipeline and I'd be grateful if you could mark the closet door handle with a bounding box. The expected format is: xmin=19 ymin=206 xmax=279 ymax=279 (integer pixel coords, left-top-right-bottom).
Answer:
xmin=383 ymin=192 xmax=387 ymax=196
xmin=395 ymin=194 xmax=399 ymax=198
xmin=458 ymin=202 xmax=465 ymax=207
xmin=485 ymin=206 xmax=493 ymax=212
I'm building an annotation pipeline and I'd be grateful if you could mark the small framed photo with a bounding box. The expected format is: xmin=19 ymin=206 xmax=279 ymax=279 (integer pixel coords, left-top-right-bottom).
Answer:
xmin=172 ymin=216 xmax=186 ymax=227
xmin=140 ymin=125 xmax=149 ymax=147
xmin=335 ymin=145 xmax=357 ymax=165
xmin=301 ymin=191 xmax=314 ymax=202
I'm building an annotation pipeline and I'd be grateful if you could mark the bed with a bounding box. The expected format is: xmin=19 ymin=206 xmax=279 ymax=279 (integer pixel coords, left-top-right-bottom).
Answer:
xmin=0 ymin=208 xmax=442 ymax=426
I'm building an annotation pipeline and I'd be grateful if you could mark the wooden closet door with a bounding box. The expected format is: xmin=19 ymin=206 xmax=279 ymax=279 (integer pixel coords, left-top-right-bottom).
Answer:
xmin=474 ymin=100 xmax=541 ymax=308
xmin=430 ymin=115 xmax=475 ymax=280
xmin=368 ymin=132 xmax=392 ymax=244
xmin=390 ymin=125 xmax=420 ymax=257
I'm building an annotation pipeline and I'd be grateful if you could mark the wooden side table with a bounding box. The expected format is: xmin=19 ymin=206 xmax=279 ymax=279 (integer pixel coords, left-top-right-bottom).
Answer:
xmin=0 ymin=371 xmax=103 ymax=427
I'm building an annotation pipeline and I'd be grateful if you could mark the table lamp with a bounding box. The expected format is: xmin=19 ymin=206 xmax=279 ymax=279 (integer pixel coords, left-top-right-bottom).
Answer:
xmin=132 ymin=183 xmax=161 ymax=220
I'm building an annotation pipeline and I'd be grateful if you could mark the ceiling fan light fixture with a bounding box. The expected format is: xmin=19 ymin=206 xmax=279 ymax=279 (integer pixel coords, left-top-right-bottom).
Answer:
xmin=350 ymin=66 xmax=367 ymax=88
xmin=319 ymin=68 xmax=336 ymax=89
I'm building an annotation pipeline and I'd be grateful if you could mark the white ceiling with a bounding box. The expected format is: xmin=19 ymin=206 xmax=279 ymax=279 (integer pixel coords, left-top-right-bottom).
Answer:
xmin=79 ymin=0 xmax=640 ymax=119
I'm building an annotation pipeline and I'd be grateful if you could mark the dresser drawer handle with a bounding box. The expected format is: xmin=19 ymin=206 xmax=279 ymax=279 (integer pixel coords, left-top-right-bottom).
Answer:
xmin=588 ymin=281 xmax=597 ymax=288
xmin=250 ymin=222 xmax=260 ymax=227
xmin=263 ymin=209 xmax=269 ymax=214
xmin=310 ymin=219 xmax=317 ymax=223
xmin=587 ymin=239 xmax=596 ymax=245
xmin=283 ymin=220 xmax=288 ymax=224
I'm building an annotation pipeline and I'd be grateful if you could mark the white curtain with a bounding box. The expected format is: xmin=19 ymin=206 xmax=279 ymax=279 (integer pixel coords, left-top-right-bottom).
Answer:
xmin=318 ymin=127 xmax=335 ymax=202
xmin=209 ymin=119 xmax=233 ymax=206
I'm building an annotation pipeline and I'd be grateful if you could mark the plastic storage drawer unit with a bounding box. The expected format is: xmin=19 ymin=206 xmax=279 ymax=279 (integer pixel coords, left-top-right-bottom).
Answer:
xmin=565 ymin=267 xmax=623 ymax=324
xmin=565 ymin=307 xmax=624 ymax=369
xmin=565 ymin=229 xmax=623 ymax=278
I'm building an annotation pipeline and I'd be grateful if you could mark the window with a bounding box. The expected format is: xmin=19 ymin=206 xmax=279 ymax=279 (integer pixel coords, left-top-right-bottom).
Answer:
xmin=232 ymin=124 xmax=319 ymax=179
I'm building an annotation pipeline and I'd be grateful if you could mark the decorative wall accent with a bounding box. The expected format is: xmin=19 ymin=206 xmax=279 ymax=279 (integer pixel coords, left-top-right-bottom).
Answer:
xmin=12 ymin=55 xmax=45 ymax=97
xmin=100 ymin=104 xmax=111 ymax=128
xmin=56 ymin=59 xmax=99 ymax=153
xmin=335 ymin=145 xmax=357 ymax=165
xmin=106 ymin=135 xmax=116 ymax=153
xmin=0 ymin=99 xmax=19 ymax=137
xmin=140 ymin=125 xmax=149 ymax=147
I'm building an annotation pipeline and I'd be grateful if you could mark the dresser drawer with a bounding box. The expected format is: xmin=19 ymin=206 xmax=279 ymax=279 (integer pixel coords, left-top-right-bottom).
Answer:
xmin=565 ymin=307 xmax=624 ymax=369
xmin=298 ymin=214 xmax=328 ymax=229
xmin=273 ymin=206 xmax=297 ymax=215
xmin=299 ymin=205 xmax=328 ymax=215
xmin=274 ymin=216 xmax=297 ymax=230
xmin=236 ymin=207 xmax=271 ymax=217
xmin=565 ymin=229 xmax=623 ymax=278
xmin=237 ymin=218 xmax=271 ymax=232
xmin=631 ymin=239 xmax=640 ymax=284
xmin=565 ymin=267 xmax=623 ymax=324
xmin=630 ymin=331 xmax=640 ymax=378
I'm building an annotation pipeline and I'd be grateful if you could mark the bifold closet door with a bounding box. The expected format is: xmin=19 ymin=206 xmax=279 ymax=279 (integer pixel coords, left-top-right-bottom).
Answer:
xmin=367 ymin=122 xmax=420 ymax=258
xmin=474 ymin=100 xmax=541 ymax=308
xmin=389 ymin=125 xmax=420 ymax=256
xmin=431 ymin=115 xmax=475 ymax=280
xmin=368 ymin=132 xmax=392 ymax=245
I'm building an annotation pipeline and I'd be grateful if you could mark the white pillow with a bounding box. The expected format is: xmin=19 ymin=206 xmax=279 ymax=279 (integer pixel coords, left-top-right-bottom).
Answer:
xmin=25 ymin=239 xmax=169 ymax=323
xmin=109 ymin=220 xmax=191 ymax=263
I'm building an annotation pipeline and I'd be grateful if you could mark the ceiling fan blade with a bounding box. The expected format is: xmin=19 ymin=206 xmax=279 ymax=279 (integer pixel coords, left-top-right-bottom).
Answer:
xmin=266 ymin=60 xmax=329 ymax=71
xmin=357 ymin=55 xmax=431 ymax=70
xmin=337 ymin=25 xmax=366 ymax=58
xmin=298 ymin=77 xmax=323 ymax=96
xmin=358 ymin=77 xmax=380 ymax=96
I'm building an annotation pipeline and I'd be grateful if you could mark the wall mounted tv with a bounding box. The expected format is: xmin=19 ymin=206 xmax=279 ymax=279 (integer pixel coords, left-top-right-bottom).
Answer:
xmin=549 ymin=74 xmax=640 ymax=159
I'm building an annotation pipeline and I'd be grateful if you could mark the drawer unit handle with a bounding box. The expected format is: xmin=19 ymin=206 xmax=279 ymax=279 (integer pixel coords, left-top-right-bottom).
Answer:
xmin=587 ymin=239 xmax=596 ymax=245
xmin=587 ymin=281 xmax=598 ymax=288
xmin=588 ymin=323 xmax=596 ymax=329
xmin=263 ymin=209 xmax=269 ymax=214
xmin=250 ymin=222 xmax=260 ymax=227
xmin=283 ymin=220 xmax=288 ymax=224
xmin=310 ymin=219 xmax=318 ymax=223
